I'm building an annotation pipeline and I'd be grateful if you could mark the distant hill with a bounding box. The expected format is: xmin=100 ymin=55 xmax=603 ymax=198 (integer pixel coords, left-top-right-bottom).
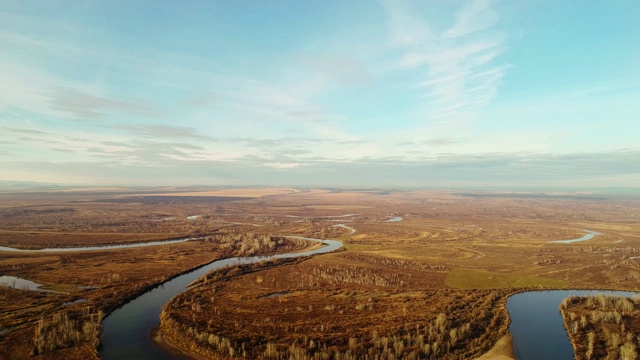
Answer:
xmin=0 ymin=181 xmax=66 ymax=191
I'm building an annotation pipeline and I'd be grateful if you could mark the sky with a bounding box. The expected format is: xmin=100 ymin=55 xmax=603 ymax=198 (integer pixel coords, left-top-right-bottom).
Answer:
xmin=1 ymin=0 xmax=639 ymax=188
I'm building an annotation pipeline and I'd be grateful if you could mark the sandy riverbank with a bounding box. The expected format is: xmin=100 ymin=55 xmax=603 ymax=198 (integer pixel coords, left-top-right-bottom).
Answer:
xmin=474 ymin=334 xmax=515 ymax=360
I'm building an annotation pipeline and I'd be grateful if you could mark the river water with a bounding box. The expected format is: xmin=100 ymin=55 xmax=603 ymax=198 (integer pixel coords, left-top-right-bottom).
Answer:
xmin=0 ymin=275 xmax=63 ymax=293
xmin=5 ymin=228 xmax=633 ymax=359
xmin=548 ymin=230 xmax=602 ymax=244
xmin=0 ymin=237 xmax=201 ymax=253
xmin=507 ymin=290 xmax=638 ymax=360
xmin=99 ymin=237 xmax=342 ymax=360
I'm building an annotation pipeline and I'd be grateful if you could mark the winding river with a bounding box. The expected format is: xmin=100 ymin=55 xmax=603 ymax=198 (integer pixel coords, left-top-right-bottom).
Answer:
xmin=99 ymin=237 xmax=342 ymax=360
xmin=3 ymin=227 xmax=636 ymax=359
xmin=548 ymin=230 xmax=602 ymax=244
xmin=0 ymin=237 xmax=202 ymax=253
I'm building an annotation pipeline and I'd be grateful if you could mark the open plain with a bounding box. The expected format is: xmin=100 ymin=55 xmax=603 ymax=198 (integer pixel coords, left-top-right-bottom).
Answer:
xmin=1 ymin=187 xmax=639 ymax=359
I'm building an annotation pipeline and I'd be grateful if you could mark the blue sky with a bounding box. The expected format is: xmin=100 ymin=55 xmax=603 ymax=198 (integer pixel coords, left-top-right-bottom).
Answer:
xmin=1 ymin=0 xmax=639 ymax=188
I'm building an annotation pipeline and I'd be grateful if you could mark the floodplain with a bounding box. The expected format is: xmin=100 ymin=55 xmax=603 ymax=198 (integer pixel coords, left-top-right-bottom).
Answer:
xmin=0 ymin=187 xmax=639 ymax=359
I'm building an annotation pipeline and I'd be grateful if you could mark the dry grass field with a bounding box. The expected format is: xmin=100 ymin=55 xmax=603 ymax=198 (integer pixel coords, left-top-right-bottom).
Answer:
xmin=1 ymin=187 xmax=639 ymax=359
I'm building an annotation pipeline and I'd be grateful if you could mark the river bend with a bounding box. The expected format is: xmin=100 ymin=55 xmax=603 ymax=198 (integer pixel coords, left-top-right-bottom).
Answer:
xmin=99 ymin=237 xmax=342 ymax=360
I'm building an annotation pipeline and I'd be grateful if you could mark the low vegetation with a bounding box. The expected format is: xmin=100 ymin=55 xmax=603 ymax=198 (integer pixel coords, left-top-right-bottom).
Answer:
xmin=0 ymin=229 xmax=311 ymax=359
xmin=445 ymin=268 xmax=569 ymax=289
xmin=214 ymin=233 xmax=310 ymax=257
xmin=161 ymin=259 xmax=512 ymax=360
xmin=1 ymin=187 xmax=639 ymax=359
xmin=33 ymin=308 xmax=102 ymax=355
xmin=560 ymin=294 xmax=640 ymax=360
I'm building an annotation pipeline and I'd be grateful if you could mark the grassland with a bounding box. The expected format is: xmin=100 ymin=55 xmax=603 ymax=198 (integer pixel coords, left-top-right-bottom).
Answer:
xmin=445 ymin=268 xmax=570 ymax=289
xmin=0 ymin=187 xmax=639 ymax=359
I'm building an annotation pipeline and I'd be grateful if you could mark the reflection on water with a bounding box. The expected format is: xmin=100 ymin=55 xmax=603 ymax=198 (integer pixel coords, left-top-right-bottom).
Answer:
xmin=100 ymin=237 xmax=342 ymax=360
xmin=0 ymin=237 xmax=201 ymax=253
xmin=0 ymin=275 xmax=61 ymax=293
xmin=548 ymin=230 xmax=602 ymax=244
xmin=64 ymin=298 xmax=88 ymax=306
xmin=508 ymin=290 xmax=638 ymax=360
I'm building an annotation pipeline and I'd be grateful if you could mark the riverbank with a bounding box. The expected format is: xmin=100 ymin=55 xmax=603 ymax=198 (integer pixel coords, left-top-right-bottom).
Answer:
xmin=99 ymin=237 xmax=340 ymax=360
xmin=0 ymin=234 xmax=317 ymax=360
xmin=559 ymin=294 xmax=640 ymax=359
xmin=474 ymin=334 xmax=515 ymax=360
xmin=508 ymin=289 xmax=640 ymax=360
xmin=151 ymin=326 xmax=209 ymax=360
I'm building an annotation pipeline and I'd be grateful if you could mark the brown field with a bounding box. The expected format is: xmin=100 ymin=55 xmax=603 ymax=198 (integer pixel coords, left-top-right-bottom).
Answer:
xmin=0 ymin=187 xmax=639 ymax=359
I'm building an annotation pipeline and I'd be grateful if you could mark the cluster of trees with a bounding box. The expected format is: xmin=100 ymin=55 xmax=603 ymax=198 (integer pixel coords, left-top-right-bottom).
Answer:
xmin=210 ymin=233 xmax=307 ymax=257
xmin=249 ymin=216 xmax=283 ymax=226
xmin=303 ymin=265 xmax=407 ymax=288
xmin=574 ymin=246 xmax=640 ymax=255
xmin=502 ymin=227 xmax=573 ymax=239
xmin=347 ymin=255 xmax=446 ymax=271
xmin=560 ymin=295 xmax=639 ymax=360
xmin=0 ymin=207 xmax=75 ymax=219
xmin=1 ymin=207 xmax=225 ymax=236
xmin=255 ymin=316 xmax=472 ymax=360
xmin=163 ymin=310 xmax=491 ymax=360
xmin=534 ymin=257 xmax=562 ymax=266
xmin=33 ymin=308 xmax=102 ymax=355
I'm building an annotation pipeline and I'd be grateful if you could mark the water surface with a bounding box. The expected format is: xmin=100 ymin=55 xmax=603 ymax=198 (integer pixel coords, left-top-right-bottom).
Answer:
xmin=508 ymin=290 xmax=638 ymax=360
xmin=0 ymin=237 xmax=201 ymax=253
xmin=548 ymin=230 xmax=602 ymax=244
xmin=64 ymin=298 xmax=88 ymax=306
xmin=0 ymin=275 xmax=62 ymax=293
xmin=100 ymin=237 xmax=342 ymax=360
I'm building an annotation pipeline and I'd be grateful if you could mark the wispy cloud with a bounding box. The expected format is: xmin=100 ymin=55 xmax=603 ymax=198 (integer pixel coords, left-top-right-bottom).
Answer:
xmin=382 ymin=0 xmax=434 ymax=47
xmin=51 ymin=92 xmax=159 ymax=120
xmin=116 ymin=125 xmax=213 ymax=141
xmin=384 ymin=0 xmax=509 ymax=123
xmin=0 ymin=9 xmax=363 ymax=158
xmin=2 ymin=149 xmax=638 ymax=187
xmin=443 ymin=0 xmax=499 ymax=39
xmin=422 ymin=138 xmax=459 ymax=146
xmin=395 ymin=138 xmax=459 ymax=147
xmin=2 ymin=127 xmax=50 ymax=136
xmin=182 ymin=93 xmax=218 ymax=107
xmin=1 ymin=2 xmax=637 ymax=187
xmin=263 ymin=162 xmax=303 ymax=169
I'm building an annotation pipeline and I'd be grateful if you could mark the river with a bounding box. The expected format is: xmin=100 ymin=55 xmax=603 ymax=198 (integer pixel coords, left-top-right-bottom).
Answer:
xmin=4 ymin=227 xmax=633 ymax=359
xmin=507 ymin=289 xmax=638 ymax=360
xmin=548 ymin=230 xmax=602 ymax=244
xmin=99 ymin=236 xmax=342 ymax=360
xmin=0 ymin=237 xmax=202 ymax=253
